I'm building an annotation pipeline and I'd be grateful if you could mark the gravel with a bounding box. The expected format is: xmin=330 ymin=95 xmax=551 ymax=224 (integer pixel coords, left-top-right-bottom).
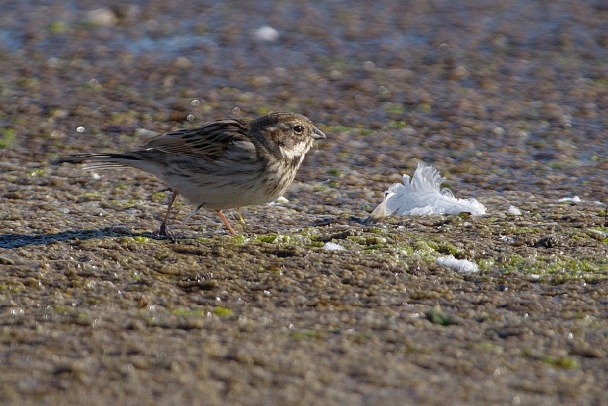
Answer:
xmin=1 ymin=1 xmax=608 ymax=405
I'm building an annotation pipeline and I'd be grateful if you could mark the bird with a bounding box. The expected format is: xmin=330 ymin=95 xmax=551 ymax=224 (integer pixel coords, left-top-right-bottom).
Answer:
xmin=53 ymin=112 xmax=326 ymax=235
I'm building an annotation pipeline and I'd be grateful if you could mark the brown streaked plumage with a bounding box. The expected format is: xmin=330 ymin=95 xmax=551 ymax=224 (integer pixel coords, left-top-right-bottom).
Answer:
xmin=53 ymin=112 xmax=326 ymax=235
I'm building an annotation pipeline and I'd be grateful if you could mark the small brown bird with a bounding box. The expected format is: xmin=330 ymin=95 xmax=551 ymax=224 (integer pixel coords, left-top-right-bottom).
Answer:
xmin=54 ymin=112 xmax=326 ymax=235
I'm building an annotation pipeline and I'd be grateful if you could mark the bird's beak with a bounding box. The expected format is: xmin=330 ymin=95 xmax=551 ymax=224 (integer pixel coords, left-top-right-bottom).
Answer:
xmin=311 ymin=126 xmax=326 ymax=140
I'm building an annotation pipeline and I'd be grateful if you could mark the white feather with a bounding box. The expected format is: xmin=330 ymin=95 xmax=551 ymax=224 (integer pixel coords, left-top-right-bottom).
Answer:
xmin=368 ymin=163 xmax=486 ymax=221
xmin=323 ymin=242 xmax=346 ymax=251
xmin=436 ymin=255 xmax=479 ymax=274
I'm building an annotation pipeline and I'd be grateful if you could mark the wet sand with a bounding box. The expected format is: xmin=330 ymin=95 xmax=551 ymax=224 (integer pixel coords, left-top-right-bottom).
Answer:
xmin=1 ymin=1 xmax=608 ymax=405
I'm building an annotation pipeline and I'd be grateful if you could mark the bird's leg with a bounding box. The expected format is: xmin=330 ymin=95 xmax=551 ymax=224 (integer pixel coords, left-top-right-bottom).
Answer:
xmin=215 ymin=210 xmax=238 ymax=235
xmin=159 ymin=190 xmax=178 ymax=236
xmin=236 ymin=208 xmax=246 ymax=228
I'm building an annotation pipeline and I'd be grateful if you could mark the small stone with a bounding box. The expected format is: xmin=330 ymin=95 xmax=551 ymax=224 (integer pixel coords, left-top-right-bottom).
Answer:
xmin=254 ymin=26 xmax=279 ymax=42
xmin=87 ymin=8 xmax=118 ymax=26
xmin=507 ymin=205 xmax=522 ymax=215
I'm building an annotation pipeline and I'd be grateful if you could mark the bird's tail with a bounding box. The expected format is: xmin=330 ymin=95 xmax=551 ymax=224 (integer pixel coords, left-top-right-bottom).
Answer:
xmin=52 ymin=153 xmax=143 ymax=169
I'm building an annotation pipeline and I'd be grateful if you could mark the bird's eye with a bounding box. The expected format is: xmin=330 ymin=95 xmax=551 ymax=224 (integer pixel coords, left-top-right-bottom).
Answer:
xmin=293 ymin=125 xmax=304 ymax=134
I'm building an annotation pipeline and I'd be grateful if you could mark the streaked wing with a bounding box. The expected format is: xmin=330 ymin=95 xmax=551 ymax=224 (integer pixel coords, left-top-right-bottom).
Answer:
xmin=142 ymin=119 xmax=252 ymax=160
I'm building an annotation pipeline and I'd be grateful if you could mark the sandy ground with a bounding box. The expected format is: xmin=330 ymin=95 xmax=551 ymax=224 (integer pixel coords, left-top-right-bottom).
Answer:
xmin=1 ymin=1 xmax=608 ymax=405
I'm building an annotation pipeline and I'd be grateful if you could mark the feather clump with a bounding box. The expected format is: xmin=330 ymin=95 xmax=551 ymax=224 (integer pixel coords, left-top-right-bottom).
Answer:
xmin=367 ymin=163 xmax=486 ymax=222
xmin=436 ymin=255 xmax=479 ymax=274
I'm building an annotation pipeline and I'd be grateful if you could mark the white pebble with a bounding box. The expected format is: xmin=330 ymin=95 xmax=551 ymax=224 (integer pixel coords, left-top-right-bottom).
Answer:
xmin=254 ymin=26 xmax=279 ymax=42
xmin=507 ymin=205 xmax=522 ymax=215
xmin=87 ymin=8 xmax=118 ymax=26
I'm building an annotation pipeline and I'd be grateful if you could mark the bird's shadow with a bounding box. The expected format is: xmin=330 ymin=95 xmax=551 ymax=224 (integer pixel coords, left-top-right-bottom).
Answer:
xmin=1 ymin=217 xmax=364 ymax=249
xmin=0 ymin=227 xmax=169 ymax=249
